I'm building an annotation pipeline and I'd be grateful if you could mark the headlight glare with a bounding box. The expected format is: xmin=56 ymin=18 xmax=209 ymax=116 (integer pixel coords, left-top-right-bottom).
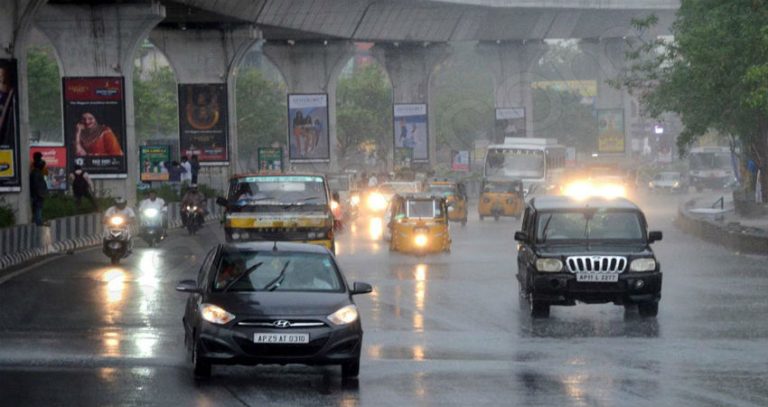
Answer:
xmin=200 ymin=303 xmax=235 ymax=325
xmin=328 ymin=304 xmax=358 ymax=325
xmin=629 ymin=258 xmax=656 ymax=272
xmin=143 ymin=208 xmax=159 ymax=218
xmin=414 ymin=234 xmax=428 ymax=247
xmin=110 ymin=216 xmax=125 ymax=226
xmin=536 ymin=258 xmax=563 ymax=272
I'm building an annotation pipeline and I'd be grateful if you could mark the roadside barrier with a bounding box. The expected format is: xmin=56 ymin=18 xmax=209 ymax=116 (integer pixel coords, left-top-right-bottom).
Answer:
xmin=0 ymin=198 xmax=223 ymax=270
xmin=676 ymin=199 xmax=768 ymax=255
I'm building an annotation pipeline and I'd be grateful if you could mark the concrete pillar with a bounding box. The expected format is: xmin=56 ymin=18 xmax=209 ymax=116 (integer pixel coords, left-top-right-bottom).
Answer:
xmin=371 ymin=43 xmax=449 ymax=169
xmin=150 ymin=26 xmax=258 ymax=192
xmin=476 ymin=41 xmax=548 ymax=139
xmin=262 ymin=41 xmax=355 ymax=173
xmin=1 ymin=0 xmax=46 ymax=224
xmin=35 ymin=2 xmax=165 ymax=206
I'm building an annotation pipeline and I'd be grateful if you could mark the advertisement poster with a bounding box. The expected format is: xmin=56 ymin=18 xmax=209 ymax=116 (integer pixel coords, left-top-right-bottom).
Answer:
xmin=394 ymin=147 xmax=413 ymax=171
xmin=0 ymin=59 xmax=20 ymax=191
xmin=139 ymin=145 xmax=171 ymax=182
xmin=287 ymin=94 xmax=329 ymax=162
xmin=394 ymin=104 xmax=428 ymax=162
xmin=179 ymin=83 xmax=229 ymax=164
xmin=63 ymin=77 xmax=127 ymax=178
xmin=495 ymin=107 xmax=525 ymax=143
xmin=597 ymin=109 xmax=625 ymax=153
xmin=29 ymin=147 xmax=67 ymax=191
xmin=451 ymin=150 xmax=470 ymax=172
xmin=258 ymin=147 xmax=283 ymax=172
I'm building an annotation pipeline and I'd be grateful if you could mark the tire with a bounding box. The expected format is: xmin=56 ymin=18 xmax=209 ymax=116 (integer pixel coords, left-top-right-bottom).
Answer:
xmin=461 ymin=218 xmax=467 ymax=227
xmin=341 ymin=358 xmax=360 ymax=378
xmin=110 ymin=256 xmax=120 ymax=265
xmin=479 ymin=215 xmax=484 ymax=221
xmin=493 ymin=214 xmax=500 ymax=222
xmin=192 ymin=342 xmax=211 ymax=379
xmin=530 ymin=300 xmax=550 ymax=319
xmin=638 ymin=302 xmax=659 ymax=318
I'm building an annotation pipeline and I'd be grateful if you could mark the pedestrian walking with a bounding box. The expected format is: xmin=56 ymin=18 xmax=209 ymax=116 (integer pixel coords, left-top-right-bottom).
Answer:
xmin=190 ymin=154 xmax=201 ymax=184
xmin=29 ymin=160 xmax=48 ymax=226
xmin=69 ymin=164 xmax=98 ymax=210
xmin=180 ymin=155 xmax=192 ymax=184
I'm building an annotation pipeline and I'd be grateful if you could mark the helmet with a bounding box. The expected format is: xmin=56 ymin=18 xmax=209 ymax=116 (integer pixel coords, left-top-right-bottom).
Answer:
xmin=114 ymin=197 xmax=127 ymax=209
xmin=189 ymin=183 xmax=198 ymax=190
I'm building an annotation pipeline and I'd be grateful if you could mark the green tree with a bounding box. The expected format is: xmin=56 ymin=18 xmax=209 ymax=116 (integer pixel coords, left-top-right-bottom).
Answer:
xmin=336 ymin=63 xmax=392 ymax=166
xmin=133 ymin=65 xmax=178 ymax=142
xmin=617 ymin=1 xmax=768 ymax=198
xmin=533 ymin=87 xmax=597 ymax=154
xmin=27 ymin=46 xmax=62 ymax=143
xmin=235 ymin=66 xmax=286 ymax=167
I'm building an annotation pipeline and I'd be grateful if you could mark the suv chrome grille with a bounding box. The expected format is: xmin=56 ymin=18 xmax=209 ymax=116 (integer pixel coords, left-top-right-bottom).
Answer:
xmin=566 ymin=256 xmax=627 ymax=273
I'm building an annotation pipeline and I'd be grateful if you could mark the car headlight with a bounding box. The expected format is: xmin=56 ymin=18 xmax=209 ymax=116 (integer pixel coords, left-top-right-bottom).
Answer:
xmin=367 ymin=193 xmax=388 ymax=211
xmin=629 ymin=258 xmax=656 ymax=272
xmin=648 ymin=182 xmax=654 ymax=188
xmin=330 ymin=200 xmax=340 ymax=211
xmin=414 ymin=234 xmax=428 ymax=247
xmin=109 ymin=216 xmax=125 ymax=226
xmin=143 ymin=208 xmax=159 ymax=218
xmin=673 ymin=181 xmax=680 ymax=187
xmin=327 ymin=304 xmax=358 ymax=325
xmin=200 ymin=303 xmax=235 ymax=325
xmin=536 ymin=258 xmax=563 ymax=272
xmin=350 ymin=195 xmax=360 ymax=206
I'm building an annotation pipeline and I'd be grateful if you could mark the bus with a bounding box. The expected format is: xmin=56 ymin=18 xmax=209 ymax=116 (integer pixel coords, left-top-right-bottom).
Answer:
xmin=688 ymin=146 xmax=735 ymax=191
xmin=483 ymin=137 xmax=566 ymax=194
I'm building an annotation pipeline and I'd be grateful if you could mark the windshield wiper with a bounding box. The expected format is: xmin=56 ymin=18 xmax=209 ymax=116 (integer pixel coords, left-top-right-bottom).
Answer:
xmin=263 ymin=261 xmax=291 ymax=291
xmin=540 ymin=214 xmax=553 ymax=243
xmin=223 ymin=262 xmax=263 ymax=292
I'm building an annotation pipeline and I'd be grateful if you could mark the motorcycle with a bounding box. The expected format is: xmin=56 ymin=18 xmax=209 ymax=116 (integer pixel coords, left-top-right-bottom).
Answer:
xmin=139 ymin=207 xmax=166 ymax=247
xmin=182 ymin=204 xmax=204 ymax=235
xmin=103 ymin=215 xmax=131 ymax=265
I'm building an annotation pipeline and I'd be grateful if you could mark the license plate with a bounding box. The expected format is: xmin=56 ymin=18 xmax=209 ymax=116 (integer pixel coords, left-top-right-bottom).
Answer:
xmin=253 ymin=333 xmax=309 ymax=344
xmin=576 ymin=273 xmax=619 ymax=283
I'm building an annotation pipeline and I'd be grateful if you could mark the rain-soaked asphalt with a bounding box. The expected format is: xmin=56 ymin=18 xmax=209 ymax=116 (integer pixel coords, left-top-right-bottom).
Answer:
xmin=1 ymin=193 xmax=767 ymax=406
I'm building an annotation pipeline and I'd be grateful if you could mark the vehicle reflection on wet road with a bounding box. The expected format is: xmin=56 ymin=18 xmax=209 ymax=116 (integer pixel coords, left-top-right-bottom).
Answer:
xmin=0 ymin=193 xmax=767 ymax=406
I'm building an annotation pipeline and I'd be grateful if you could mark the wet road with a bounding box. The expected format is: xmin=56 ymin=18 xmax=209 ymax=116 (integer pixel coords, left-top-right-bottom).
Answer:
xmin=1 ymin=194 xmax=767 ymax=406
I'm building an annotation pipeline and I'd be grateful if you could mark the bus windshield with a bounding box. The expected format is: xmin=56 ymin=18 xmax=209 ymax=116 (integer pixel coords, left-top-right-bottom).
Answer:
xmin=485 ymin=149 xmax=545 ymax=179
xmin=690 ymin=152 xmax=730 ymax=171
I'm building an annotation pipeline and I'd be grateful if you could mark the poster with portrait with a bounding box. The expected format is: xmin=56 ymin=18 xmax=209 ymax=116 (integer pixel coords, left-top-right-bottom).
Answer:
xmin=29 ymin=147 xmax=68 ymax=191
xmin=139 ymin=145 xmax=171 ymax=182
xmin=597 ymin=109 xmax=625 ymax=154
xmin=63 ymin=77 xmax=127 ymax=178
xmin=287 ymin=94 xmax=329 ymax=162
xmin=258 ymin=147 xmax=283 ymax=172
xmin=179 ymin=84 xmax=229 ymax=165
xmin=393 ymin=104 xmax=428 ymax=162
xmin=495 ymin=107 xmax=525 ymax=143
xmin=451 ymin=150 xmax=470 ymax=172
xmin=0 ymin=59 xmax=20 ymax=191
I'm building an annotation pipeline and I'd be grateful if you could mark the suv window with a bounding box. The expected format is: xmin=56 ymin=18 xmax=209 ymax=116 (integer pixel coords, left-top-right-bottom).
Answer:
xmin=536 ymin=210 xmax=644 ymax=242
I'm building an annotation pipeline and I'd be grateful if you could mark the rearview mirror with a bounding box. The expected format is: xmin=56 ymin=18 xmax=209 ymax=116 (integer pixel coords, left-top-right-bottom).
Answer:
xmin=216 ymin=197 xmax=228 ymax=207
xmin=648 ymin=231 xmax=663 ymax=243
xmin=351 ymin=282 xmax=373 ymax=295
xmin=514 ymin=231 xmax=528 ymax=242
xmin=175 ymin=279 xmax=202 ymax=294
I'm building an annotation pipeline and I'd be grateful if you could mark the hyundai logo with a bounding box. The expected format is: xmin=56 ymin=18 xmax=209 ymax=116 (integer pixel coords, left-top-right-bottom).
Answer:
xmin=273 ymin=320 xmax=291 ymax=328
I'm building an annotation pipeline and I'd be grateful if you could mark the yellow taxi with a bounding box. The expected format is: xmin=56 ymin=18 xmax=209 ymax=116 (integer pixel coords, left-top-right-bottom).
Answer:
xmin=426 ymin=178 xmax=468 ymax=226
xmin=478 ymin=178 xmax=525 ymax=221
xmin=386 ymin=193 xmax=451 ymax=254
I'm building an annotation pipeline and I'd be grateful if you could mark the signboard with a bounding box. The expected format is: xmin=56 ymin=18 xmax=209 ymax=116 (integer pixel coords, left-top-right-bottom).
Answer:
xmin=394 ymin=147 xmax=413 ymax=171
xmin=451 ymin=150 xmax=470 ymax=172
xmin=257 ymin=147 xmax=283 ymax=172
xmin=394 ymin=104 xmax=428 ymax=162
xmin=179 ymin=84 xmax=229 ymax=164
xmin=63 ymin=77 xmax=127 ymax=178
xmin=597 ymin=109 xmax=625 ymax=154
xmin=0 ymin=59 xmax=20 ymax=191
xmin=495 ymin=107 xmax=525 ymax=143
xmin=29 ymin=146 xmax=67 ymax=191
xmin=139 ymin=145 xmax=171 ymax=182
xmin=287 ymin=94 xmax=330 ymax=162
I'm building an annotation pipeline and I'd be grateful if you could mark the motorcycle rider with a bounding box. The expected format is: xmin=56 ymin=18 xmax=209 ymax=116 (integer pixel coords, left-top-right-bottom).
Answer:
xmin=104 ymin=197 xmax=136 ymax=252
xmin=138 ymin=189 xmax=168 ymax=237
xmin=180 ymin=184 xmax=206 ymax=227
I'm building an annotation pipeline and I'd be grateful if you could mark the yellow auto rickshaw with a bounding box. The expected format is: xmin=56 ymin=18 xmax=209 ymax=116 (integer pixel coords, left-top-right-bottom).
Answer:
xmin=387 ymin=193 xmax=451 ymax=254
xmin=478 ymin=178 xmax=524 ymax=221
xmin=426 ymin=178 xmax=468 ymax=226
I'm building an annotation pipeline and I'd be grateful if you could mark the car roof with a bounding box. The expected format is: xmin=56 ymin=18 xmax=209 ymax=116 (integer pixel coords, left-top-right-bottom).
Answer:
xmin=530 ymin=195 xmax=641 ymax=211
xmin=230 ymin=173 xmax=326 ymax=180
xmin=221 ymin=241 xmax=331 ymax=254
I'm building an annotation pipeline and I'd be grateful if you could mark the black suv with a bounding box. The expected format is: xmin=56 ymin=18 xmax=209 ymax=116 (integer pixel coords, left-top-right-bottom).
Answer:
xmin=514 ymin=196 xmax=662 ymax=318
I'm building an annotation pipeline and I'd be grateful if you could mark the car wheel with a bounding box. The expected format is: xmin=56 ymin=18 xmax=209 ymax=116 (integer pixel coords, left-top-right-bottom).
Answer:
xmin=192 ymin=342 xmax=211 ymax=379
xmin=341 ymin=358 xmax=360 ymax=378
xmin=479 ymin=215 xmax=484 ymax=221
xmin=638 ymin=302 xmax=659 ymax=318
xmin=530 ymin=298 xmax=550 ymax=319
xmin=493 ymin=214 xmax=500 ymax=221
xmin=461 ymin=219 xmax=467 ymax=227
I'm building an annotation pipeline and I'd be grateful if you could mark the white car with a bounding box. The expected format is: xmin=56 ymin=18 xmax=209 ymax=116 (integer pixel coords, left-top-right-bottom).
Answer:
xmin=649 ymin=172 xmax=687 ymax=193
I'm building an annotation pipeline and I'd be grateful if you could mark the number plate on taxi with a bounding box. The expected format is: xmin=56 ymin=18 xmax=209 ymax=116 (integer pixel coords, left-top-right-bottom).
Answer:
xmin=576 ymin=273 xmax=619 ymax=283
xmin=253 ymin=333 xmax=309 ymax=344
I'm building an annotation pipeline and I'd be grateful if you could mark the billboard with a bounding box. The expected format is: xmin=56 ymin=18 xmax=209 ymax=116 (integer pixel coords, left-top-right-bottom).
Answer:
xmin=597 ymin=109 xmax=625 ymax=154
xmin=258 ymin=147 xmax=283 ymax=172
xmin=139 ymin=145 xmax=171 ymax=182
xmin=0 ymin=59 xmax=20 ymax=191
xmin=288 ymin=94 xmax=330 ymax=162
xmin=30 ymin=147 xmax=68 ymax=191
xmin=451 ymin=150 xmax=470 ymax=172
xmin=495 ymin=107 xmax=525 ymax=143
xmin=179 ymin=84 xmax=229 ymax=164
xmin=63 ymin=77 xmax=127 ymax=178
xmin=394 ymin=104 xmax=428 ymax=162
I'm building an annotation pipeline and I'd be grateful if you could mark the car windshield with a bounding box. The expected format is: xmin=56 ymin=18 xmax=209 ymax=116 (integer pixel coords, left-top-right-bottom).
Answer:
xmin=213 ymin=250 xmax=343 ymax=292
xmin=406 ymin=200 xmax=442 ymax=218
xmin=484 ymin=182 xmax=519 ymax=193
xmin=536 ymin=210 xmax=644 ymax=242
xmin=229 ymin=176 xmax=327 ymax=205
xmin=656 ymin=173 xmax=680 ymax=181
xmin=485 ymin=148 xmax=545 ymax=178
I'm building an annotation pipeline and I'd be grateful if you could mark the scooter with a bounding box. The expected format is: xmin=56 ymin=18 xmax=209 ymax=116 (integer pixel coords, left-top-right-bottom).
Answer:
xmin=103 ymin=215 xmax=131 ymax=265
xmin=139 ymin=207 xmax=166 ymax=247
xmin=182 ymin=205 xmax=204 ymax=235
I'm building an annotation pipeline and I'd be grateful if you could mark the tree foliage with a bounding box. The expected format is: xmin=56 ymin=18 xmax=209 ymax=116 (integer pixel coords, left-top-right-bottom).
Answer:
xmin=133 ymin=65 xmax=178 ymax=142
xmin=27 ymin=46 xmax=62 ymax=143
xmin=533 ymin=87 xmax=597 ymax=154
xmin=235 ymin=66 xmax=286 ymax=167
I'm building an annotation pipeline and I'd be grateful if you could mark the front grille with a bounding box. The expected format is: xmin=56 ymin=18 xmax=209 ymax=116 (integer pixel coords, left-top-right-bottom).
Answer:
xmin=237 ymin=319 xmax=327 ymax=328
xmin=235 ymin=336 xmax=328 ymax=357
xmin=566 ymin=256 xmax=627 ymax=273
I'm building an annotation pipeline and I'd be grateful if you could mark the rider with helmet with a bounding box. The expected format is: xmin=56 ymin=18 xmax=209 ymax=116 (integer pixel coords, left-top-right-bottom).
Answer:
xmin=180 ymin=184 xmax=207 ymax=227
xmin=104 ymin=197 xmax=136 ymax=250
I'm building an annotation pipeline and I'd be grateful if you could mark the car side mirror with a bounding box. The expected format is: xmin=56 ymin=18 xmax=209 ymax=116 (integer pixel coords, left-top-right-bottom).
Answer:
xmin=175 ymin=279 xmax=202 ymax=294
xmin=514 ymin=231 xmax=528 ymax=242
xmin=648 ymin=231 xmax=663 ymax=243
xmin=351 ymin=282 xmax=373 ymax=295
xmin=216 ymin=197 xmax=228 ymax=207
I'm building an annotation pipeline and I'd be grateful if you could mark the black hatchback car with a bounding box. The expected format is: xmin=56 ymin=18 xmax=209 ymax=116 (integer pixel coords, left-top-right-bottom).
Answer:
xmin=514 ymin=196 xmax=662 ymax=318
xmin=176 ymin=241 xmax=372 ymax=378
